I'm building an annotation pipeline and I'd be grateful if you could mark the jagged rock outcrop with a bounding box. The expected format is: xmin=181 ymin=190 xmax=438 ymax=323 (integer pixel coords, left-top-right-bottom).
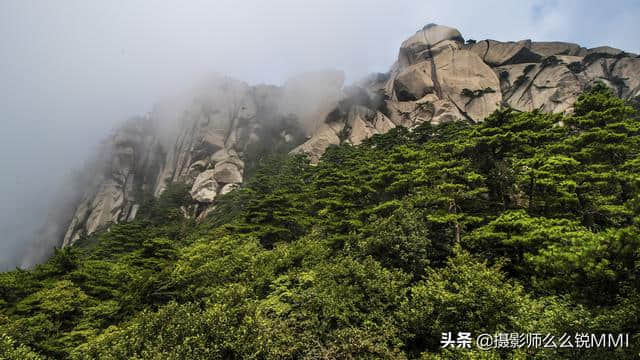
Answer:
xmin=58 ymin=24 xmax=640 ymax=247
xmin=190 ymin=170 xmax=219 ymax=203
xmin=293 ymin=23 xmax=639 ymax=162
xmin=469 ymin=40 xmax=542 ymax=66
xmin=61 ymin=118 xmax=163 ymax=247
xmin=347 ymin=105 xmax=395 ymax=145
xmin=60 ymin=73 xmax=342 ymax=246
xmin=290 ymin=121 xmax=344 ymax=163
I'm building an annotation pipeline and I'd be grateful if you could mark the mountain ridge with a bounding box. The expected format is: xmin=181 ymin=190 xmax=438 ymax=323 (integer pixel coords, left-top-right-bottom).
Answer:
xmin=41 ymin=23 xmax=640 ymax=256
xmin=3 ymin=63 xmax=640 ymax=359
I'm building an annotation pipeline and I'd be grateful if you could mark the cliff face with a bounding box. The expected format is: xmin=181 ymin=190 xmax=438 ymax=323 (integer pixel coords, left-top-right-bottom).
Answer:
xmin=291 ymin=24 xmax=640 ymax=163
xmin=58 ymin=24 xmax=640 ymax=247
xmin=60 ymin=72 xmax=344 ymax=246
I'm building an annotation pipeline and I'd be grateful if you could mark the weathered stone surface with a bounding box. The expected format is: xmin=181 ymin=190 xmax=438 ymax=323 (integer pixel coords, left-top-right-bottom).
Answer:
xmin=347 ymin=106 xmax=378 ymax=145
xmin=201 ymin=129 xmax=226 ymax=151
xmin=394 ymin=62 xmax=435 ymax=101
xmin=372 ymin=111 xmax=395 ymax=133
xmin=60 ymin=74 xmax=326 ymax=244
xmin=587 ymin=46 xmax=624 ymax=57
xmin=428 ymin=95 xmax=464 ymax=124
xmin=529 ymin=41 xmax=586 ymax=57
xmin=384 ymin=100 xmax=417 ymax=127
xmin=220 ymin=183 xmax=238 ymax=195
xmin=210 ymin=149 xmax=232 ymax=162
xmin=499 ymin=57 xmax=584 ymax=113
xmin=187 ymin=159 xmax=209 ymax=178
xmin=61 ymin=201 xmax=88 ymax=247
xmin=399 ymin=24 xmax=464 ymax=67
xmin=90 ymin=181 xmax=124 ymax=234
xmin=290 ymin=122 xmax=343 ymax=164
xmin=213 ymin=162 xmax=243 ymax=184
xmin=530 ymin=64 xmax=583 ymax=113
xmin=433 ymin=47 xmax=502 ymax=122
xmin=216 ymin=155 xmax=244 ymax=170
xmin=60 ymin=118 xmax=162 ymax=246
xmin=127 ymin=204 xmax=139 ymax=222
xmin=190 ymin=170 xmax=219 ymax=203
xmin=470 ymin=40 xmax=542 ymax=66
xmin=611 ymin=57 xmax=640 ymax=98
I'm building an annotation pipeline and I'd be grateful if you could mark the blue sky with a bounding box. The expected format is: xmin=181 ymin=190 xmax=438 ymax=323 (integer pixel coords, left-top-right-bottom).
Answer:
xmin=1 ymin=0 xmax=639 ymax=269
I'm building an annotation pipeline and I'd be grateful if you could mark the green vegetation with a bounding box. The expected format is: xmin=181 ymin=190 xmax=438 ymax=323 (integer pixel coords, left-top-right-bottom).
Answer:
xmin=461 ymin=87 xmax=496 ymax=100
xmin=1 ymin=84 xmax=639 ymax=359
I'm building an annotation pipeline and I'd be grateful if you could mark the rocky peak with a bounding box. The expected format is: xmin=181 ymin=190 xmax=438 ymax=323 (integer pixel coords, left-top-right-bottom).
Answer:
xmin=59 ymin=72 xmax=341 ymax=246
xmin=293 ymin=24 xmax=640 ymax=162
xmin=56 ymin=24 xmax=640 ymax=247
xmin=398 ymin=24 xmax=465 ymax=66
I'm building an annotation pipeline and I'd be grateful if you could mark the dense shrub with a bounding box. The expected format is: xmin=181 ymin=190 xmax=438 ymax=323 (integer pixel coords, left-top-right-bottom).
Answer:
xmin=1 ymin=86 xmax=639 ymax=358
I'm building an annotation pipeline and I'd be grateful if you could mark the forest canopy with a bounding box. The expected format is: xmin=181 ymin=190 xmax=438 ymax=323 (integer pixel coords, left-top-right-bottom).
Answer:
xmin=1 ymin=84 xmax=639 ymax=359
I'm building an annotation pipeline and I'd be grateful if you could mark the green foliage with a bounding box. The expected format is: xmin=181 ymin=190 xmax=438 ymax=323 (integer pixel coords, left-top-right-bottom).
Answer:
xmin=1 ymin=86 xmax=639 ymax=358
xmin=400 ymin=249 xmax=533 ymax=355
xmin=0 ymin=334 xmax=42 ymax=360
xmin=70 ymin=299 xmax=264 ymax=360
xmin=357 ymin=202 xmax=431 ymax=276
xmin=139 ymin=182 xmax=194 ymax=224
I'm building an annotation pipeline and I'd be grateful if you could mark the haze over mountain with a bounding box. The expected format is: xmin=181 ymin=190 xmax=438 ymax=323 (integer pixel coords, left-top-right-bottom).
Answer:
xmin=2 ymin=1 xmax=640 ymax=270
xmin=2 ymin=4 xmax=640 ymax=359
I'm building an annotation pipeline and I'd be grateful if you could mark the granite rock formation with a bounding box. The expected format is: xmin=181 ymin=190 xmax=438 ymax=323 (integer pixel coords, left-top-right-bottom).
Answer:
xmin=57 ymin=24 xmax=640 ymax=247
xmin=60 ymin=73 xmax=342 ymax=246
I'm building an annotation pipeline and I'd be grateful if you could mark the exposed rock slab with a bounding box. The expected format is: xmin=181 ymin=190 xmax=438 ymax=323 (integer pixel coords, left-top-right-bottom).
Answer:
xmin=213 ymin=162 xmax=243 ymax=184
xmin=220 ymin=183 xmax=239 ymax=195
xmin=470 ymin=40 xmax=542 ymax=66
xmin=290 ymin=121 xmax=344 ymax=163
xmin=399 ymin=24 xmax=464 ymax=67
xmin=433 ymin=47 xmax=502 ymax=121
xmin=529 ymin=41 xmax=586 ymax=57
xmin=190 ymin=170 xmax=219 ymax=203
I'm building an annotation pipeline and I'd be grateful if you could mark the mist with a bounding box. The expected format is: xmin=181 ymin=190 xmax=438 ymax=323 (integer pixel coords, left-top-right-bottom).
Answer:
xmin=1 ymin=0 xmax=639 ymax=270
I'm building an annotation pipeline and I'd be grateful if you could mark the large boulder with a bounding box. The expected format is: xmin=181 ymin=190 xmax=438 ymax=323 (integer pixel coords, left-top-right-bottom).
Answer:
xmin=210 ymin=148 xmax=233 ymax=163
xmin=433 ymin=47 xmax=502 ymax=122
xmin=586 ymin=46 xmax=624 ymax=57
xmin=470 ymin=40 xmax=542 ymax=66
xmin=501 ymin=58 xmax=582 ymax=113
xmin=346 ymin=106 xmax=395 ymax=145
xmin=219 ymin=183 xmax=239 ymax=195
xmin=611 ymin=57 xmax=640 ymax=98
xmin=213 ymin=162 xmax=243 ymax=184
xmin=190 ymin=170 xmax=219 ymax=203
xmin=290 ymin=121 xmax=344 ymax=164
xmin=216 ymin=155 xmax=244 ymax=171
xmin=529 ymin=41 xmax=586 ymax=57
xmin=398 ymin=24 xmax=464 ymax=67
xmin=393 ymin=62 xmax=435 ymax=101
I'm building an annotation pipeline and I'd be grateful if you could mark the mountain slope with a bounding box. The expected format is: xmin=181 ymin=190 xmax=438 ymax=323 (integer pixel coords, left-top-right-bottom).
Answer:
xmin=1 ymin=84 xmax=639 ymax=359
xmin=44 ymin=24 xmax=640 ymax=254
